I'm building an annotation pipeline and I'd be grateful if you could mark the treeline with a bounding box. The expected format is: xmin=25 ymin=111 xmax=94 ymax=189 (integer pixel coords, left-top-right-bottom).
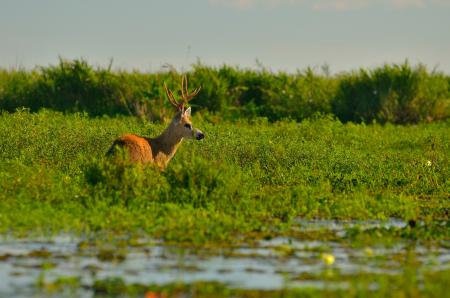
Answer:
xmin=0 ymin=59 xmax=449 ymax=123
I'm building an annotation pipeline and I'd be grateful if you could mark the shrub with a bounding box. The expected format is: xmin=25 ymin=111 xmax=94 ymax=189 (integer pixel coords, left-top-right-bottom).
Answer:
xmin=162 ymin=154 xmax=253 ymax=209
xmin=0 ymin=59 xmax=448 ymax=123
xmin=83 ymin=156 xmax=168 ymax=207
xmin=333 ymin=62 xmax=450 ymax=124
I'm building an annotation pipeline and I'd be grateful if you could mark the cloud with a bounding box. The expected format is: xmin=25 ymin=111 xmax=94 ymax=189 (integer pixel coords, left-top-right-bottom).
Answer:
xmin=208 ymin=0 xmax=450 ymax=10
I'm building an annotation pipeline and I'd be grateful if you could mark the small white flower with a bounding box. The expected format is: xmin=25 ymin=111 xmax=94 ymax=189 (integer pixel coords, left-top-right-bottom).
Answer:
xmin=426 ymin=160 xmax=432 ymax=167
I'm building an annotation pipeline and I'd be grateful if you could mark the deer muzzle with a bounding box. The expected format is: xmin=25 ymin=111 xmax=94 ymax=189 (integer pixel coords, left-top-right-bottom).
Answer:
xmin=195 ymin=129 xmax=204 ymax=140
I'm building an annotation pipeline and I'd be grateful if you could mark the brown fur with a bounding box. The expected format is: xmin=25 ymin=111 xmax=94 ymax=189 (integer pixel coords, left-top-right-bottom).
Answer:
xmin=108 ymin=134 xmax=154 ymax=163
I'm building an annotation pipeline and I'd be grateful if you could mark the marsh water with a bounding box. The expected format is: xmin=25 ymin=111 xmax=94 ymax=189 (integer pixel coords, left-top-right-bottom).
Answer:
xmin=1 ymin=219 xmax=449 ymax=297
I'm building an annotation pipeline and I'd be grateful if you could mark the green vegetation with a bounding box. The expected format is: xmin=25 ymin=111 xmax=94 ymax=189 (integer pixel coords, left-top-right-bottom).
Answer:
xmin=0 ymin=62 xmax=449 ymax=297
xmin=89 ymin=271 xmax=450 ymax=298
xmin=1 ymin=59 xmax=449 ymax=123
xmin=0 ymin=110 xmax=448 ymax=242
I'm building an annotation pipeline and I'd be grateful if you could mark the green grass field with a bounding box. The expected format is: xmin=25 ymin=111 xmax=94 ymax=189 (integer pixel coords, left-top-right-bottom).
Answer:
xmin=0 ymin=109 xmax=449 ymax=297
xmin=0 ymin=109 xmax=448 ymax=237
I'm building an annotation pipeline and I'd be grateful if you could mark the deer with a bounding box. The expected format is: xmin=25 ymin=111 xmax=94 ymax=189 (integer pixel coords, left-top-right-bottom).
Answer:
xmin=107 ymin=75 xmax=204 ymax=169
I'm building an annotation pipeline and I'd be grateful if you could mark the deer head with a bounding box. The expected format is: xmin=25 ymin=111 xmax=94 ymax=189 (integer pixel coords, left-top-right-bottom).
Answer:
xmin=164 ymin=75 xmax=204 ymax=140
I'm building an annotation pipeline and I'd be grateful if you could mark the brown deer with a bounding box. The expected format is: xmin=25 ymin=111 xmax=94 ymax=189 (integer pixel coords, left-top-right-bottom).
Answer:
xmin=107 ymin=75 xmax=204 ymax=169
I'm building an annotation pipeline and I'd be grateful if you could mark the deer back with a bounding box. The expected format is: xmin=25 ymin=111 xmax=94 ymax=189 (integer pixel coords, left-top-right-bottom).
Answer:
xmin=107 ymin=134 xmax=154 ymax=163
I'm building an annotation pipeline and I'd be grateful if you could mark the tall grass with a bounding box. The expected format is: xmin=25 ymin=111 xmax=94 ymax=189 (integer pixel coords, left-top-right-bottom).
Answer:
xmin=333 ymin=62 xmax=450 ymax=124
xmin=0 ymin=110 xmax=448 ymax=240
xmin=1 ymin=59 xmax=448 ymax=123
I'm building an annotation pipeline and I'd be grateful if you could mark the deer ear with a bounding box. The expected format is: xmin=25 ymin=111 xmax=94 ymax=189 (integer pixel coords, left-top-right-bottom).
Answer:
xmin=184 ymin=106 xmax=191 ymax=116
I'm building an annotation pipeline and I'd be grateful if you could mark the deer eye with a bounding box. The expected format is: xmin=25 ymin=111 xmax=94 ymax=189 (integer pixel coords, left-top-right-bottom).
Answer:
xmin=184 ymin=123 xmax=192 ymax=130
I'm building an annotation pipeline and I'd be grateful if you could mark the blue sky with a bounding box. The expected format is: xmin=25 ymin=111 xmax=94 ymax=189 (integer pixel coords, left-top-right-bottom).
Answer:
xmin=1 ymin=0 xmax=449 ymax=73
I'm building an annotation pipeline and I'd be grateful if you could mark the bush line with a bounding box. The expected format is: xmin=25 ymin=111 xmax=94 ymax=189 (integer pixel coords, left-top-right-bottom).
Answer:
xmin=0 ymin=59 xmax=448 ymax=123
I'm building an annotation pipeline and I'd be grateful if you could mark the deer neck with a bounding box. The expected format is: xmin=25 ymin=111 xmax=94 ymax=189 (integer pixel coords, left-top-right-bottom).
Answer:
xmin=149 ymin=124 xmax=183 ymax=169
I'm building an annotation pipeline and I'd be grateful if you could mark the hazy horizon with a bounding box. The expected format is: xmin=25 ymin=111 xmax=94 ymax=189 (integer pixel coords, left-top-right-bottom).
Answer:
xmin=1 ymin=0 xmax=449 ymax=74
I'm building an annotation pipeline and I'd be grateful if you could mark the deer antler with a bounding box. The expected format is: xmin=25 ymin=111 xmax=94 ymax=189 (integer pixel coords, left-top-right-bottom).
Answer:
xmin=164 ymin=75 xmax=201 ymax=111
xmin=181 ymin=75 xmax=201 ymax=103
xmin=164 ymin=82 xmax=183 ymax=110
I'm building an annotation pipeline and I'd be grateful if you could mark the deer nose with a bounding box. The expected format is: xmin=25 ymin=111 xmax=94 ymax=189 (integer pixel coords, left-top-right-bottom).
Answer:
xmin=196 ymin=132 xmax=204 ymax=140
